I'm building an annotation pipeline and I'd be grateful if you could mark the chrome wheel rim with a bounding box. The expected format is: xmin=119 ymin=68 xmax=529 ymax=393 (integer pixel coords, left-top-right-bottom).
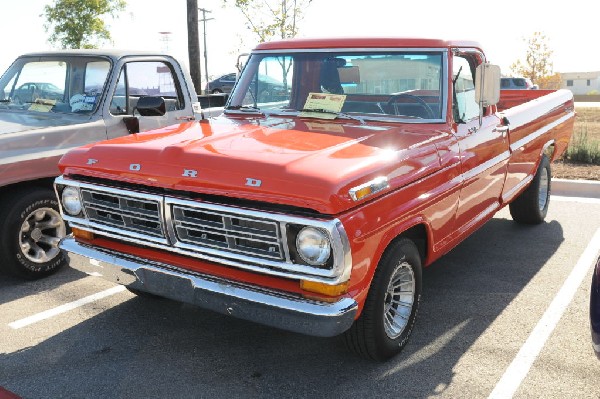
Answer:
xmin=19 ymin=207 xmax=66 ymax=264
xmin=383 ymin=261 xmax=415 ymax=339
xmin=538 ymin=168 xmax=549 ymax=211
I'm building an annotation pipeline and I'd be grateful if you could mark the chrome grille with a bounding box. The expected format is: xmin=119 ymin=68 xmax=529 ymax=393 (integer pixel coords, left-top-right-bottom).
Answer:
xmin=171 ymin=203 xmax=284 ymax=260
xmin=57 ymin=175 xmax=351 ymax=283
xmin=80 ymin=188 xmax=164 ymax=238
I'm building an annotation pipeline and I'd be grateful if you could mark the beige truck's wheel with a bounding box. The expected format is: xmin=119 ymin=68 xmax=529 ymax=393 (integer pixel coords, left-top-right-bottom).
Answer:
xmin=0 ymin=187 xmax=68 ymax=279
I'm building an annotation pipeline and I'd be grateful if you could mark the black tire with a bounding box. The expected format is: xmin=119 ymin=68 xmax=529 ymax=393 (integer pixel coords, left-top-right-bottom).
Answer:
xmin=0 ymin=187 xmax=68 ymax=279
xmin=343 ymin=238 xmax=422 ymax=360
xmin=509 ymin=154 xmax=551 ymax=224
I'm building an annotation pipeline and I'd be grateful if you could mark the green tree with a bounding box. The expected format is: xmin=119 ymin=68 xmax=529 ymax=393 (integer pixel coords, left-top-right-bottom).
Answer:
xmin=224 ymin=0 xmax=313 ymax=43
xmin=43 ymin=0 xmax=126 ymax=49
xmin=510 ymin=31 xmax=555 ymax=87
xmin=537 ymin=73 xmax=562 ymax=90
xmin=224 ymin=0 xmax=313 ymax=90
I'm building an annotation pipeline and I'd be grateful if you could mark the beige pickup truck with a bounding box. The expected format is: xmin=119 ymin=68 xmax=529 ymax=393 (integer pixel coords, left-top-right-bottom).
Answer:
xmin=0 ymin=50 xmax=210 ymax=279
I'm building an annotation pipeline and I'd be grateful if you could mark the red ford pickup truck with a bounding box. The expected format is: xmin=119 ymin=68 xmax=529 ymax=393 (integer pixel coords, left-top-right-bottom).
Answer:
xmin=54 ymin=38 xmax=574 ymax=360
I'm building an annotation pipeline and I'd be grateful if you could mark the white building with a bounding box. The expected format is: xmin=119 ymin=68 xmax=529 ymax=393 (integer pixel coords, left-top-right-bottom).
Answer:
xmin=559 ymin=71 xmax=600 ymax=95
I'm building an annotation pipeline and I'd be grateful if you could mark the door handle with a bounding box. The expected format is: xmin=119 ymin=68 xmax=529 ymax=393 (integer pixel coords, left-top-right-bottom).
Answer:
xmin=495 ymin=125 xmax=509 ymax=138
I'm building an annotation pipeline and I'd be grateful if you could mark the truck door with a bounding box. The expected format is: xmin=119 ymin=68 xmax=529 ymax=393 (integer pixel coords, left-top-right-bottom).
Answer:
xmin=452 ymin=54 xmax=509 ymax=229
xmin=104 ymin=58 xmax=194 ymax=139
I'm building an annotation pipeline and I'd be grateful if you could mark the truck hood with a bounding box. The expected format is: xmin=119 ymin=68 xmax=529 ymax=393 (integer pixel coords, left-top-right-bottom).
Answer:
xmin=0 ymin=110 xmax=89 ymax=135
xmin=59 ymin=117 xmax=446 ymax=214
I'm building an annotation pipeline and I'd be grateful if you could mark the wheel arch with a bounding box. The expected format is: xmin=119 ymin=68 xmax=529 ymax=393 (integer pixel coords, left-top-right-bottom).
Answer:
xmin=375 ymin=218 xmax=431 ymax=272
xmin=542 ymin=140 xmax=557 ymax=163
xmin=0 ymin=177 xmax=56 ymax=199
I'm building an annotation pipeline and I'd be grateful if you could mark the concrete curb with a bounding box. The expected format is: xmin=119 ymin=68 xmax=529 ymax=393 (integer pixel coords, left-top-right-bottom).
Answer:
xmin=552 ymin=178 xmax=600 ymax=198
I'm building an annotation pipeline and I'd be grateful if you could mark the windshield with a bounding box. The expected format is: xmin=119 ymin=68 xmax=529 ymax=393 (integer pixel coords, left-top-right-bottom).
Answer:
xmin=0 ymin=56 xmax=111 ymax=114
xmin=228 ymin=50 xmax=445 ymax=122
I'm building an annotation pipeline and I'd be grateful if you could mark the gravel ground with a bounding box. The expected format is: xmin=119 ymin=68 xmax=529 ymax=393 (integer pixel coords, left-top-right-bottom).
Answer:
xmin=552 ymin=161 xmax=600 ymax=181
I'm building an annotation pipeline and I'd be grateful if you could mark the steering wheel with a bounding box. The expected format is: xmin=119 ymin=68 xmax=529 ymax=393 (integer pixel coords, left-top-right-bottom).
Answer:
xmin=386 ymin=93 xmax=435 ymax=119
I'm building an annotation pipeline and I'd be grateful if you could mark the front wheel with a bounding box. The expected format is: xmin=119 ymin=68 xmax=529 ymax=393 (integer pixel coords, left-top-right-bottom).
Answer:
xmin=0 ymin=187 xmax=68 ymax=279
xmin=509 ymin=154 xmax=551 ymax=224
xmin=343 ymin=238 xmax=422 ymax=360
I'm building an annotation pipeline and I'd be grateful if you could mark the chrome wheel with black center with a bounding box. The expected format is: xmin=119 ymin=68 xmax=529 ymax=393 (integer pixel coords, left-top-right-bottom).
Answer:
xmin=0 ymin=188 xmax=69 ymax=279
xmin=19 ymin=207 xmax=66 ymax=264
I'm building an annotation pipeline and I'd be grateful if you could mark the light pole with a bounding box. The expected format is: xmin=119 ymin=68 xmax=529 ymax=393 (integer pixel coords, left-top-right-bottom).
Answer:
xmin=198 ymin=8 xmax=214 ymax=94
xmin=158 ymin=31 xmax=172 ymax=53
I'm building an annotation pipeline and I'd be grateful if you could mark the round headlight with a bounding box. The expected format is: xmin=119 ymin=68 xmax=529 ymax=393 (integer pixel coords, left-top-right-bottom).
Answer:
xmin=296 ymin=227 xmax=331 ymax=266
xmin=62 ymin=186 xmax=82 ymax=216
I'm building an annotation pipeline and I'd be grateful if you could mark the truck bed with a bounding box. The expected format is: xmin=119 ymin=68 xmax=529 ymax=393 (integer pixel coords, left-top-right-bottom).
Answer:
xmin=497 ymin=89 xmax=558 ymax=111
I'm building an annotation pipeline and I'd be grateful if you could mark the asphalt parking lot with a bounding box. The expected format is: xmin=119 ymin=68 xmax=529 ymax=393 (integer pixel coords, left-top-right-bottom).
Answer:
xmin=1 ymin=194 xmax=599 ymax=399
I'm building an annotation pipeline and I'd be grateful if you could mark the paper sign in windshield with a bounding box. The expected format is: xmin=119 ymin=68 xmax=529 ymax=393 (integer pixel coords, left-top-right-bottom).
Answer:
xmin=300 ymin=92 xmax=346 ymax=119
xmin=28 ymin=99 xmax=56 ymax=113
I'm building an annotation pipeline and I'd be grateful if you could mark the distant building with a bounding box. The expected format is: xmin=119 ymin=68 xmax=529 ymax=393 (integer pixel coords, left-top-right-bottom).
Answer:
xmin=559 ymin=71 xmax=600 ymax=95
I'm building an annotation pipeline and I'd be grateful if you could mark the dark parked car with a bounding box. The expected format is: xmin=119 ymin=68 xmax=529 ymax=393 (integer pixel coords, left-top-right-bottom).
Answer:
xmin=205 ymin=73 xmax=288 ymax=101
xmin=501 ymin=77 xmax=538 ymax=90
xmin=12 ymin=82 xmax=64 ymax=104
xmin=591 ymin=254 xmax=600 ymax=358
xmin=206 ymin=73 xmax=237 ymax=94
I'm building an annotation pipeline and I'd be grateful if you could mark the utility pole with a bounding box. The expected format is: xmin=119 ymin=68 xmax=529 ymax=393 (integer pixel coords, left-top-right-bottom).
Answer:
xmin=198 ymin=8 xmax=214 ymax=93
xmin=186 ymin=0 xmax=202 ymax=95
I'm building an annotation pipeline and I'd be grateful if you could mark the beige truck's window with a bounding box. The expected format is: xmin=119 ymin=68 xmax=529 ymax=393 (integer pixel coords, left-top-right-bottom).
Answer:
xmin=0 ymin=57 xmax=111 ymax=114
xmin=110 ymin=61 xmax=184 ymax=116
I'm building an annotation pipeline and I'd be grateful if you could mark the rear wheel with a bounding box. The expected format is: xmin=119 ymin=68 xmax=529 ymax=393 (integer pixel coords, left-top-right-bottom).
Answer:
xmin=509 ymin=154 xmax=551 ymax=224
xmin=343 ymin=238 xmax=422 ymax=360
xmin=0 ymin=187 xmax=68 ymax=279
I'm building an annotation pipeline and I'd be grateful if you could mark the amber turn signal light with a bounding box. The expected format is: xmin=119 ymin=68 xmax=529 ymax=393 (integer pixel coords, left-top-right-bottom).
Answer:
xmin=72 ymin=227 xmax=94 ymax=240
xmin=300 ymin=280 xmax=348 ymax=297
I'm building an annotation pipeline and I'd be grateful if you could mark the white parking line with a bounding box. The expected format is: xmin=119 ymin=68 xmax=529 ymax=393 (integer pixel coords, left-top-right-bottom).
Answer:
xmin=488 ymin=227 xmax=600 ymax=399
xmin=8 ymin=285 xmax=126 ymax=330
xmin=552 ymin=195 xmax=600 ymax=204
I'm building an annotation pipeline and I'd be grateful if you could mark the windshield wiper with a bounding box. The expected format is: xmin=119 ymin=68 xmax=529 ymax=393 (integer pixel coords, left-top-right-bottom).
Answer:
xmin=224 ymin=105 xmax=264 ymax=115
xmin=300 ymin=108 xmax=366 ymax=125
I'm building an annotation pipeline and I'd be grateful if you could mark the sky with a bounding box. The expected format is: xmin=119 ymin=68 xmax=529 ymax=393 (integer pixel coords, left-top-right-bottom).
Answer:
xmin=1 ymin=0 xmax=599 ymax=89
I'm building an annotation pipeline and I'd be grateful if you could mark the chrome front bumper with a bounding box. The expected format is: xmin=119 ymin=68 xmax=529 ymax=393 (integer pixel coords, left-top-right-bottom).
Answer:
xmin=60 ymin=237 xmax=358 ymax=337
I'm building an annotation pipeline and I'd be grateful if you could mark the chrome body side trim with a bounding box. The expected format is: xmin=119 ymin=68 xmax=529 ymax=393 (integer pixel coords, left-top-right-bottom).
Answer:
xmin=510 ymin=112 xmax=575 ymax=153
xmin=501 ymin=175 xmax=534 ymax=204
xmin=61 ymin=237 xmax=358 ymax=337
